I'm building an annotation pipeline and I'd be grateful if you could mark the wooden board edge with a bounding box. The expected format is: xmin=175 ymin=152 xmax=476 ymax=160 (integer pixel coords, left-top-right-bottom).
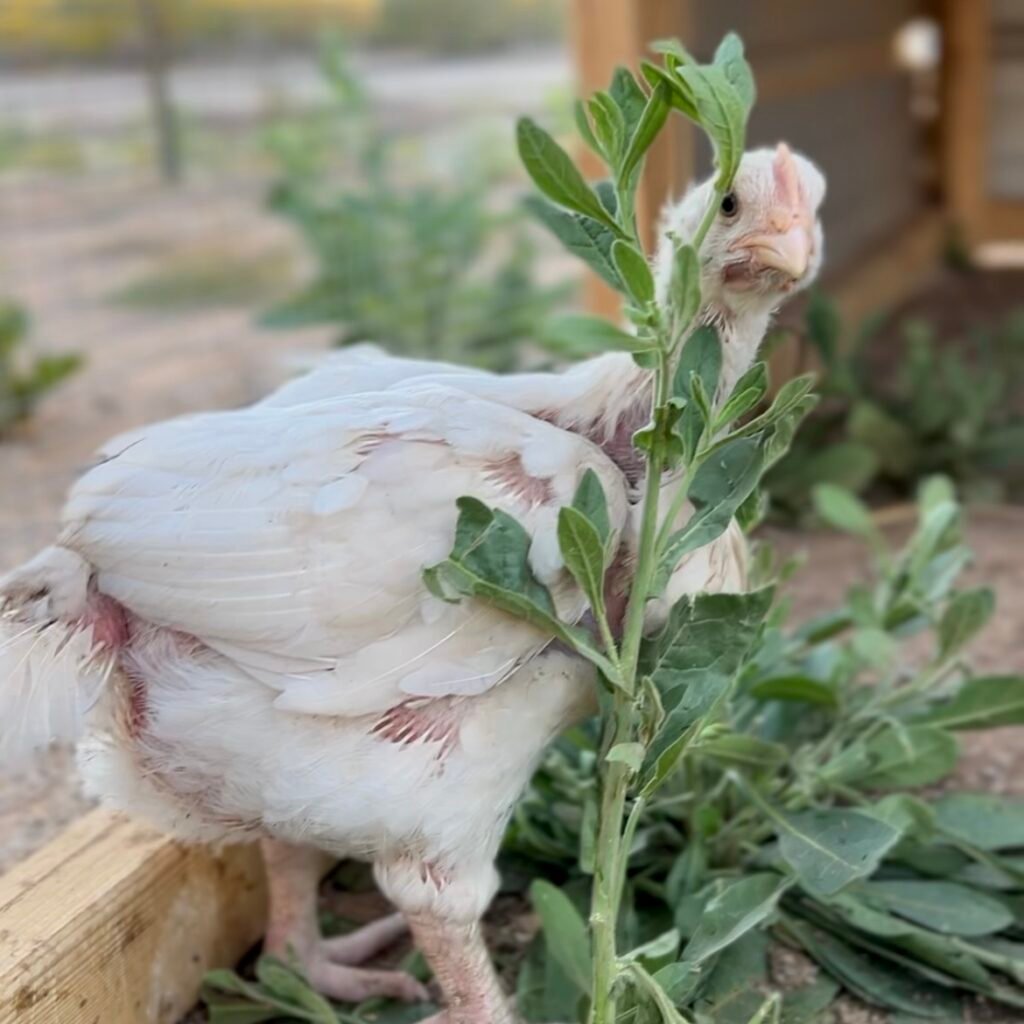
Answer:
xmin=0 ymin=808 xmax=266 ymax=1023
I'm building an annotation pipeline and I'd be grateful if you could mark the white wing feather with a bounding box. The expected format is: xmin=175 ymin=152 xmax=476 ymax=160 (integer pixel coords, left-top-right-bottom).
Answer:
xmin=61 ymin=385 xmax=628 ymax=718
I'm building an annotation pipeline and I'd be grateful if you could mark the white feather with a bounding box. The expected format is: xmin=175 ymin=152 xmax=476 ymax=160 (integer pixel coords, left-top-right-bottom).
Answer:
xmin=0 ymin=611 xmax=111 ymax=767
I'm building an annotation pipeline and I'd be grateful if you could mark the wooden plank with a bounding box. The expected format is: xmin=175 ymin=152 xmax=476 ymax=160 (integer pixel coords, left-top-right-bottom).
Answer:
xmin=942 ymin=0 xmax=990 ymax=244
xmin=570 ymin=0 xmax=695 ymax=316
xmin=0 ymin=809 xmax=266 ymax=1024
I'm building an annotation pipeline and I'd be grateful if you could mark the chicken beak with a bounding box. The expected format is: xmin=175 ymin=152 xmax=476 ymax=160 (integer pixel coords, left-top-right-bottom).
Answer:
xmin=736 ymin=223 xmax=812 ymax=281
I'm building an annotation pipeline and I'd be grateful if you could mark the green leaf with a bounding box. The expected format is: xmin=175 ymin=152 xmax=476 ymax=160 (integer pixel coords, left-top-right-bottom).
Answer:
xmin=619 ymin=82 xmax=671 ymax=190
xmin=523 ymin=196 xmax=623 ymax=291
xmin=607 ymin=742 xmax=645 ymax=773
xmin=612 ymin=240 xmax=655 ymax=305
xmin=697 ymin=733 xmax=788 ymax=771
xmin=558 ymin=506 xmax=607 ymax=614
xmin=773 ymin=807 xmax=901 ymax=896
xmin=780 ymin=976 xmax=840 ymax=1024
xmin=749 ymin=675 xmax=838 ymax=708
xmin=692 ymin=931 xmax=770 ymax=1024
xmin=609 ymin=66 xmax=648 ymax=131
xmin=656 ymin=438 xmax=764 ymax=589
xmin=640 ymin=61 xmax=699 ymax=121
xmin=529 ymin=880 xmax=592 ymax=996
xmin=917 ymin=674 xmax=1024 ymax=730
xmin=587 ymin=91 xmax=626 ymax=163
xmin=676 ymin=64 xmax=747 ymax=187
xmin=673 ymin=323 xmax=721 ymax=402
xmin=857 ymin=725 xmax=959 ymax=789
xmin=715 ymin=361 xmax=768 ymax=428
xmin=625 ymin=962 xmax=689 ymax=1024
xmin=812 ymin=483 xmax=879 ymax=540
xmin=424 ymin=497 xmax=618 ymax=680
xmin=541 ymin=313 xmax=655 ymax=358
xmin=713 ymin=32 xmax=756 ymax=111
xmin=573 ymin=98 xmax=602 ymax=156
xmin=516 ymin=117 xmax=619 ymax=230
xmin=786 ymin=920 xmax=961 ymax=1018
xmin=862 ymin=880 xmax=1013 ymax=937
xmin=682 ymin=873 xmax=789 ymax=965
xmin=670 ymin=245 xmax=701 ymax=330
xmin=572 ymin=468 xmax=611 ymax=546
xmin=255 ymin=959 xmax=337 ymax=1023
xmin=640 ymin=590 xmax=773 ymax=791
xmin=938 ymin=588 xmax=994 ymax=657
xmin=933 ymin=793 xmax=1024 ymax=851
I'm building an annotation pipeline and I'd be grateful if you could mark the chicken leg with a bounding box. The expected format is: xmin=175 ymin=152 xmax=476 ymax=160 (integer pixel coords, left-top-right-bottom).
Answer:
xmin=375 ymin=854 xmax=514 ymax=1023
xmin=408 ymin=914 xmax=515 ymax=1024
xmin=261 ymin=839 xmax=429 ymax=1004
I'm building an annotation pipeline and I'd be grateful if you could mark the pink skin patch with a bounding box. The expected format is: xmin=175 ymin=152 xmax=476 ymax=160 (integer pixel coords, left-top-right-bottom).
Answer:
xmin=482 ymin=453 xmax=554 ymax=507
xmin=80 ymin=591 xmax=131 ymax=649
xmin=371 ymin=698 xmax=462 ymax=761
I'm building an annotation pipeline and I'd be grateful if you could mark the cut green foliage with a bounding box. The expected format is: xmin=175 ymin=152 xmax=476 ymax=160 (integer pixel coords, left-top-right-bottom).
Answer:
xmin=767 ymin=291 xmax=1024 ymax=517
xmin=504 ymin=482 xmax=1024 ymax=1022
xmin=263 ymin=40 xmax=569 ymax=371
xmin=0 ymin=301 xmax=80 ymax=436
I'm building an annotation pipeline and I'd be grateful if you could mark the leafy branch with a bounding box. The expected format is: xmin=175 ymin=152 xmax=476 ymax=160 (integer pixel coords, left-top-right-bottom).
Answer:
xmin=424 ymin=33 xmax=821 ymax=1023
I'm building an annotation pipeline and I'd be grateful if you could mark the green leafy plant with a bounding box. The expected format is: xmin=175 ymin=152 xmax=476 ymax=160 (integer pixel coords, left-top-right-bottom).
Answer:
xmin=0 ymin=301 xmax=80 ymax=435
xmin=424 ymin=32 xmax=833 ymax=1024
xmin=261 ymin=40 xmax=569 ymax=371
xmin=506 ymin=478 xmax=1024 ymax=1021
xmin=766 ymin=292 xmax=1024 ymax=516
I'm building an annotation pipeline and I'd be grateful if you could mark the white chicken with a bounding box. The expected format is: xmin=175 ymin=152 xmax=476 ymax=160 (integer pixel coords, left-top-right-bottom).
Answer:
xmin=0 ymin=144 xmax=823 ymax=1023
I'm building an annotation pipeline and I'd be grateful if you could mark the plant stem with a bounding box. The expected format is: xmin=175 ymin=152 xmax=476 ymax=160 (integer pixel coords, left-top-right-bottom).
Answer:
xmin=589 ymin=354 xmax=669 ymax=1024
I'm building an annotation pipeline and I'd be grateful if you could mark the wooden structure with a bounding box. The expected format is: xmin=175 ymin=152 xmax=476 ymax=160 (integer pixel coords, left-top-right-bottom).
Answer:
xmin=573 ymin=0 xmax=1022 ymax=319
xmin=945 ymin=0 xmax=1024 ymax=245
xmin=0 ymin=810 xmax=265 ymax=1023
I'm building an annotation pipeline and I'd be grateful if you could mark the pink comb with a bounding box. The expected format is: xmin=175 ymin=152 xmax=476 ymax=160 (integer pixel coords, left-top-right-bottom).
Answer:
xmin=772 ymin=142 xmax=802 ymax=210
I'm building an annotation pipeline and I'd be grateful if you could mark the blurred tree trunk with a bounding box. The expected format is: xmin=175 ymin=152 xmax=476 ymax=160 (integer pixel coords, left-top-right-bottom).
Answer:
xmin=135 ymin=0 xmax=182 ymax=184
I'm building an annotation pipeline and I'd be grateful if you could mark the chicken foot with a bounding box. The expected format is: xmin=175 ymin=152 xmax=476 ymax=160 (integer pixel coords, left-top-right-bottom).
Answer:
xmin=261 ymin=839 xmax=428 ymax=1004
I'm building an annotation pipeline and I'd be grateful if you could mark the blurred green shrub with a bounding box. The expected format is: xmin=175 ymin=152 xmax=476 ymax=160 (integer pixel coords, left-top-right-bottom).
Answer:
xmin=261 ymin=42 xmax=570 ymax=370
xmin=373 ymin=0 xmax=563 ymax=53
xmin=766 ymin=291 xmax=1024 ymax=516
xmin=0 ymin=303 xmax=81 ymax=435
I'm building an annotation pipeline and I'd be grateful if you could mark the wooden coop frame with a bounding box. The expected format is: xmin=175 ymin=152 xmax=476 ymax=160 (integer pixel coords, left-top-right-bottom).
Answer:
xmin=0 ymin=2 xmax=1014 ymax=1021
xmin=943 ymin=0 xmax=1024 ymax=246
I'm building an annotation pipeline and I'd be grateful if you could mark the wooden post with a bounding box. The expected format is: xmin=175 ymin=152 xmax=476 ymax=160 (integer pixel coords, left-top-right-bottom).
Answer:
xmin=941 ymin=0 xmax=989 ymax=245
xmin=570 ymin=0 xmax=695 ymax=316
xmin=0 ymin=810 xmax=266 ymax=1023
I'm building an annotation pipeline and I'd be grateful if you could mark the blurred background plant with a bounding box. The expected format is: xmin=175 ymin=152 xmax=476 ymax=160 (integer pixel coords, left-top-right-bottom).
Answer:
xmin=0 ymin=302 xmax=80 ymax=437
xmin=765 ymin=292 xmax=1024 ymax=519
xmin=259 ymin=41 xmax=571 ymax=369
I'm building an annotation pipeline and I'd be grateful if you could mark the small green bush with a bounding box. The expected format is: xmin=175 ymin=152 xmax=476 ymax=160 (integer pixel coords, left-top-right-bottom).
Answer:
xmin=766 ymin=292 xmax=1024 ymax=517
xmin=261 ymin=41 xmax=570 ymax=371
xmin=0 ymin=303 xmax=81 ymax=435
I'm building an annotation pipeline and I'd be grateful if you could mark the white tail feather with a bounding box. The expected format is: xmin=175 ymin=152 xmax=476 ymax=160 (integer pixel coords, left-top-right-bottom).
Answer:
xmin=0 ymin=614 xmax=112 ymax=766
xmin=0 ymin=546 xmax=112 ymax=767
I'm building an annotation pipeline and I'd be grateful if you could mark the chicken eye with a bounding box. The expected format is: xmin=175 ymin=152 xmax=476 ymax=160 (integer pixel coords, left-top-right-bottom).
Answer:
xmin=720 ymin=192 xmax=739 ymax=218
